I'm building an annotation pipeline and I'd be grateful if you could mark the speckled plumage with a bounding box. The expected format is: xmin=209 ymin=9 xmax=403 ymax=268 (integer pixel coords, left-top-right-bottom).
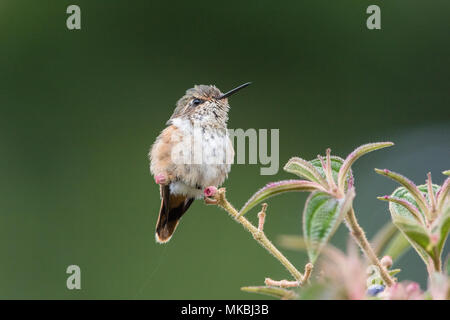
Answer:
xmin=149 ymin=84 xmax=248 ymax=243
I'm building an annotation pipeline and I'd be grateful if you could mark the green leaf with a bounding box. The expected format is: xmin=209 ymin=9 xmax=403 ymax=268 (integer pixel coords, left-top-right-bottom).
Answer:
xmin=391 ymin=215 xmax=432 ymax=265
xmin=303 ymin=188 xmax=355 ymax=263
xmin=338 ymin=142 xmax=394 ymax=191
xmin=436 ymin=177 xmax=449 ymax=212
xmin=241 ymin=286 xmax=297 ymax=300
xmin=375 ymin=169 xmax=430 ymax=216
xmin=443 ymin=170 xmax=450 ymax=176
xmin=239 ymin=156 xmax=351 ymax=217
xmin=434 ymin=204 xmax=450 ymax=256
xmin=284 ymin=157 xmax=328 ymax=187
xmin=389 ymin=268 xmax=402 ymax=277
xmin=386 ymin=184 xmax=442 ymax=266
xmin=309 ymin=156 xmax=347 ymax=187
xmin=377 ymin=195 xmax=425 ymax=225
xmin=434 ymin=178 xmax=450 ymax=257
xmin=389 ymin=184 xmax=439 ymax=222
xmin=238 ymin=180 xmax=325 ymax=217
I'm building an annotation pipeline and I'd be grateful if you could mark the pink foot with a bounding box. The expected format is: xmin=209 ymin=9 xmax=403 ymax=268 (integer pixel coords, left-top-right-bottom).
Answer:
xmin=204 ymin=186 xmax=218 ymax=197
xmin=155 ymin=173 xmax=167 ymax=185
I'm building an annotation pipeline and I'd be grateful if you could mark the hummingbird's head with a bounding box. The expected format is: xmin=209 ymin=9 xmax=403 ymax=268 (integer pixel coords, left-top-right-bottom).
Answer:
xmin=169 ymin=82 xmax=251 ymax=127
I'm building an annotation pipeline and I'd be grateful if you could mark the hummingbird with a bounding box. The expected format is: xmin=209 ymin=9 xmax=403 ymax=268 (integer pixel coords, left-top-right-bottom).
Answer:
xmin=149 ymin=82 xmax=251 ymax=243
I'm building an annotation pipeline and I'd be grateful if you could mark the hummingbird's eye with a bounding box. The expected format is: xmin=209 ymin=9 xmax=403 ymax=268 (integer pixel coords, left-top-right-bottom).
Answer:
xmin=192 ymin=98 xmax=204 ymax=106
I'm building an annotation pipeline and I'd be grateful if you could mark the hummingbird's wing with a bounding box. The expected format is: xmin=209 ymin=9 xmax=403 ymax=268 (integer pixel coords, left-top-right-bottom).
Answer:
xmin=155 ymin=185 xmax=194 ymax=243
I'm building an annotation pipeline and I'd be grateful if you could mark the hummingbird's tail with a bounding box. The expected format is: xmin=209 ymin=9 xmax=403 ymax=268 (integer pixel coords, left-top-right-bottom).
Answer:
xmin=155 ymin=185 xmax=194 ymax=243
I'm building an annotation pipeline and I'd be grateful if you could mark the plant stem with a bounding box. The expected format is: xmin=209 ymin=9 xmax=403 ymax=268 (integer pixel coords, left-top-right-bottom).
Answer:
xmin=345 ymin=207 xmax=395 ymax=287
xmin=213 ymin=188 xmax=304 ymax=283
xmin=432 ymin=248 xmax=442 ymax=273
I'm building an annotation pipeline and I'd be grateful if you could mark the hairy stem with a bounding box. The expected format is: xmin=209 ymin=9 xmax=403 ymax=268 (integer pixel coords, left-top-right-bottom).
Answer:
xmin=345 ymin=207 xmax=395 ymax=287
xmin=212 ymin=188 xmax=304 ymax=283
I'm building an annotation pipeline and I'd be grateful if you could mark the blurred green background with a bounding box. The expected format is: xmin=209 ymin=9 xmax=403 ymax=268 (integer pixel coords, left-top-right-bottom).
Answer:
xmin=0 ymin=0 xmax=449 ymax=299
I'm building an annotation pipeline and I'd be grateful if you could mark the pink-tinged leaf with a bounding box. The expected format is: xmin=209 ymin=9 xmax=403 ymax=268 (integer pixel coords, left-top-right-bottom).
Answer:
xmin=391 ymin=215 xmax=434 ymax=267
xmin=303 ymin=188 xmax=355 ymax=263
xmin=325 ymin=148 xmax=338 ymax=191
xmin=238 ymin=180 xmax=327 ymax=217
xmin=309 ymin=156 xmax=349 ymax=188
xmin=284 ymin=157 xmax=328 ymax=188
xmin=375 ymin=169 xmax=430 ymax=216
xmin=384 ymin=185 xmax=440 ymax=268
xmin=427 ymin=173 xmax=437 ymax=212
xmin=436 ymin=177 xmax=449 ymax=212
xmin=377 ymin=195 xmax=425 ymax=226
xmin=436 ymin=205 xmax=450 ymax=257
xmin=338 ymin=142 xmax=394 ymax=191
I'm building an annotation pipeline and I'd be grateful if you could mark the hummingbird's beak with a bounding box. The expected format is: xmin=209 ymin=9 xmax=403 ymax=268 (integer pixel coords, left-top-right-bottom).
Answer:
xmin=217 ymin=82 xmax=252 ymax=100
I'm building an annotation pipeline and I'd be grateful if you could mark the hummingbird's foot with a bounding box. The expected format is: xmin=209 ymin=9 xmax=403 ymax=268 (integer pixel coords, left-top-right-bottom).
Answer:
xmin=204 ymin=186 xmax=218 ymax=197
xmin=154 ymin=173 xmax=167 ymax=185
xmin=203 ymin=186 xmax=218 ymax=204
